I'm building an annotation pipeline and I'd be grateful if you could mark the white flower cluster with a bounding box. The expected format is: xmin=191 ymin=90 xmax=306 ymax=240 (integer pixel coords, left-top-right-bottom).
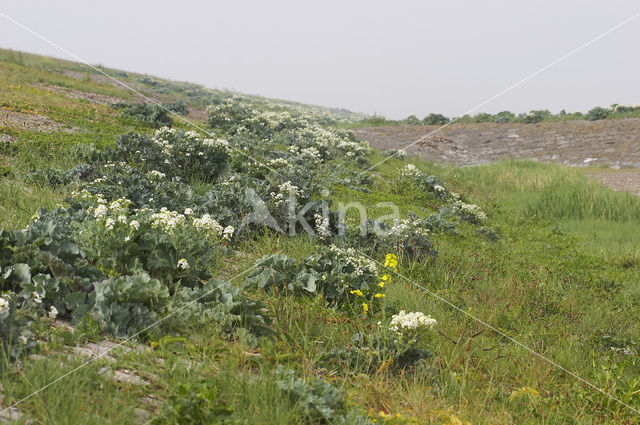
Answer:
xmin=292 ymin=125 xmax=368 ymax=157
xmin=450 ymin=199 xmax=487 ymax=222
xmin=177 ymin=258 xmax=190 ymax=270
xmin=150 ymin=208 xmax=187 ymax=231
xmin=85 ymin=196 xmax=132 ymax=229
xmin=433 ymin=184 xmax=446 ymax=194
xmin=270 ymin=181 xmax=302 ymax=206
xmin=388 ymin=218 xmax=430 ymax=238
xmin=314 ymin=213 xmax=331 ymax=239
xmin=222 ymin=225 xmax=235 ymax=240
xmin=152 ymin=127 xmax=230 ymax=160
xmin=288 ymin=145 xmax=322 ymax=161
xmin=192 ymin=214 xmax=223 ymax=235
xmin=265 ymin=158 xmax=290 ymax=168
xmin=148 ymin=170 xmax=166 ymax=179
xmin=0 ymin=296 xmax=9 ymax=315
xmin=191 ymin=214 xmax=235 ymax=240
xmin=400 ymin=164 xmax=422 ymax=179
xmin=94 ymin=204 xmax=108 ymax=219
xmin=202 ymin=138 xmax=230 ymax=150
xmin=48 ymin=305 xmax=58 ymax=320
xmin=278 ymin=181 xmax=301 ymax=195
xmin=328 ymin=245 xmax=378 ymax=276
xmin=389 ymin=310 xmax=437 ymax=334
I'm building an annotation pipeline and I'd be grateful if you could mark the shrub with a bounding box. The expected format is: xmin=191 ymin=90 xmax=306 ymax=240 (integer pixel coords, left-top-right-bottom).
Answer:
xmin=403 ymin=114 xmax=421 ymax=125
xmin=493 ymin=111 xmax=515 ymax=123
xmin=523 ymin=109 xmax=551 ymax=123
xmin=244 ymin=247 xmax=389 ymax=314
xmin=112 ymin=102 xmax=173 ymax=128
xmin=586 ymin=106 xmax=609 ymax=121
xmin=422 ymin=113 xmax=449 ymax=125
xmin=275 ymin=366 xmax=345 ymax=422
xmin=163 ymin=101 xmax=190 ymax=115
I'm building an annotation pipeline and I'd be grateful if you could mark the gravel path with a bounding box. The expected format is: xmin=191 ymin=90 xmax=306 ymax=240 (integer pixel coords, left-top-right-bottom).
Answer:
xmin=585 ymin=170 xmax=640 ymax=197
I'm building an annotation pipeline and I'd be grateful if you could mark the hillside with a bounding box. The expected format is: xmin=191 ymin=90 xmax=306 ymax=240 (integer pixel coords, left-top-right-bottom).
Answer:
xmin=2 ymin=50 xmax=640 ymax=425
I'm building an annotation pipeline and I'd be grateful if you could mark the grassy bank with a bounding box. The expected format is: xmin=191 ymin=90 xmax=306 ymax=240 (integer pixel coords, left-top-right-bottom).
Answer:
xmin=1 ymin=51 xmax=640 ymax=425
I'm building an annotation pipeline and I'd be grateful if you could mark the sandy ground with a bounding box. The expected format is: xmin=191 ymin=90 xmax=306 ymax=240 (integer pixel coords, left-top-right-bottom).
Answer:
xmin=37 ymin=84 xmax=122 ymax=105
xmin=0 ymin=108 xmax=77 ymax=133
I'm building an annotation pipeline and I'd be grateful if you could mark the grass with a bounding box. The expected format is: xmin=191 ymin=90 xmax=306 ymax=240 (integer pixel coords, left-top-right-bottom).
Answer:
xmin=2 ymin=50 xmax=640 ymax=424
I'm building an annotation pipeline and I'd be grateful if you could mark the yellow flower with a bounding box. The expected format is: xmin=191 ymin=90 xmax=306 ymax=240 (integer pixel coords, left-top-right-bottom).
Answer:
xmin=350 ymin=289 xmax=364 ymax=297
xmin=362 ymin=303 xmax=369 ymax=314
xmin=378 ymin=282 xmax=384 ymax=288
xmin=384 ymin=253 xmax=398 ymax=269
xmin=374 ymin=293 xmax=385 ymax=298
xmin=508 ymin=386 xmax=540 ymax=402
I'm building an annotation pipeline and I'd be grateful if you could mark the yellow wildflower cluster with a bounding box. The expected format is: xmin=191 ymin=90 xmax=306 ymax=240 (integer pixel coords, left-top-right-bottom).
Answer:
xmin=508 ymin=386 xmax=540 ymax=402
xmin=349 ymin=253 xmax=398 ymax=316
xmin=384 ymin=253 xmax=398 ymax=270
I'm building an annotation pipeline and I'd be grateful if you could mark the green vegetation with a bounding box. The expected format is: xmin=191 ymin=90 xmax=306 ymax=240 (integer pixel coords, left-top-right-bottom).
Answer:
xmin=1 ymin=49 xmax=640 ymax=425
xmin=349 ymin=104 xmax=640 ymax=128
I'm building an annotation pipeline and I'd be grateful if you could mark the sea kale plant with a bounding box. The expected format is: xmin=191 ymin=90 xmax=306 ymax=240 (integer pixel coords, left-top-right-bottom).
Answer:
xmin=244 ymin=249 xmax=394 ymax=315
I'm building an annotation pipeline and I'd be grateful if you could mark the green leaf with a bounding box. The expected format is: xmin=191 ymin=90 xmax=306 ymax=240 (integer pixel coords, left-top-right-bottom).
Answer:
xmin=298 ymin=272 xmax=317 ymax=293
xmin=12 ymin=263 xmax=31 ymax=284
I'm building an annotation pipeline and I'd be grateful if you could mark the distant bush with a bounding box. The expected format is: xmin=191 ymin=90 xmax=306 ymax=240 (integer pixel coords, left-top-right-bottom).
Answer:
xmin=523 ymin=109 xmax=552 ymax=123
xmin=403 ymin=114 xmax=421 ymax=125
xmin=586 ymin=106 xmax=609 ymax=121
xmin=493 ymin=111 xmax=515 ymax=123
xmin=422 ymin=113 xmax=449 ymax=125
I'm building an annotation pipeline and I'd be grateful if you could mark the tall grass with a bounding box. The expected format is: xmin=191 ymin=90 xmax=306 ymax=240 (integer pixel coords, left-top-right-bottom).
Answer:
xmin=446 ymin=160 xmax=640 ymax=222
xmin=525 ymin=176 xmax=640 ymax=222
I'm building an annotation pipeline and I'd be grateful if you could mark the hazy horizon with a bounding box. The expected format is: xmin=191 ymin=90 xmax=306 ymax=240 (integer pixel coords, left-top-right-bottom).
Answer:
xmin=1 ymin=0 xmax=639 ymax=119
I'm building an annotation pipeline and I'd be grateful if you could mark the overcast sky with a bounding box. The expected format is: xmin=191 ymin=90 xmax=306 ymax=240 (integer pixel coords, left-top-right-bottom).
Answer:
xmin=1 ymin=1 xmax=639 ymax=119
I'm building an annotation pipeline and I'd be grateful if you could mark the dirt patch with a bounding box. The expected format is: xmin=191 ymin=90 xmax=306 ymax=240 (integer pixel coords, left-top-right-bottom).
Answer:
xmin=0 ymin=108 xmax=77 ymax=133
xmin=37 ymin=84 xmax=122 ymax=105
xmin=586 ymin=170 xmax=640 ymax=197
xmin=63 ymin=70 xmax=119 ymax=87
xmin=188 ymin=106 xmax=207 ymax=122
xmin=353 ymin=119 xmax=640 ymax=168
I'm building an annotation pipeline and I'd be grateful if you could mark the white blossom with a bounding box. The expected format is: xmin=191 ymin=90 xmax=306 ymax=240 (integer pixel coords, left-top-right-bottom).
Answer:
xmin=389 ymin=310 xmax=437 ymax=335
xmin=223 ymin=225 xmax=235 ymax=240
xmin=151 ymin=208 xmax=186 ymax=231
xmin=48 ymin=305 xmax=58 ymax=320
xmin=93 ymin=204 xmax=108 ymax=218
xmin=177 ymin=258 xmax=190 ymax=269
xmin=148 ymin=170 xmax=166 ymax=179
xmin=0 ymin=296 xmax=9 ymax=315
xmin=192 ymin=214 xmax=224 ymax=236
